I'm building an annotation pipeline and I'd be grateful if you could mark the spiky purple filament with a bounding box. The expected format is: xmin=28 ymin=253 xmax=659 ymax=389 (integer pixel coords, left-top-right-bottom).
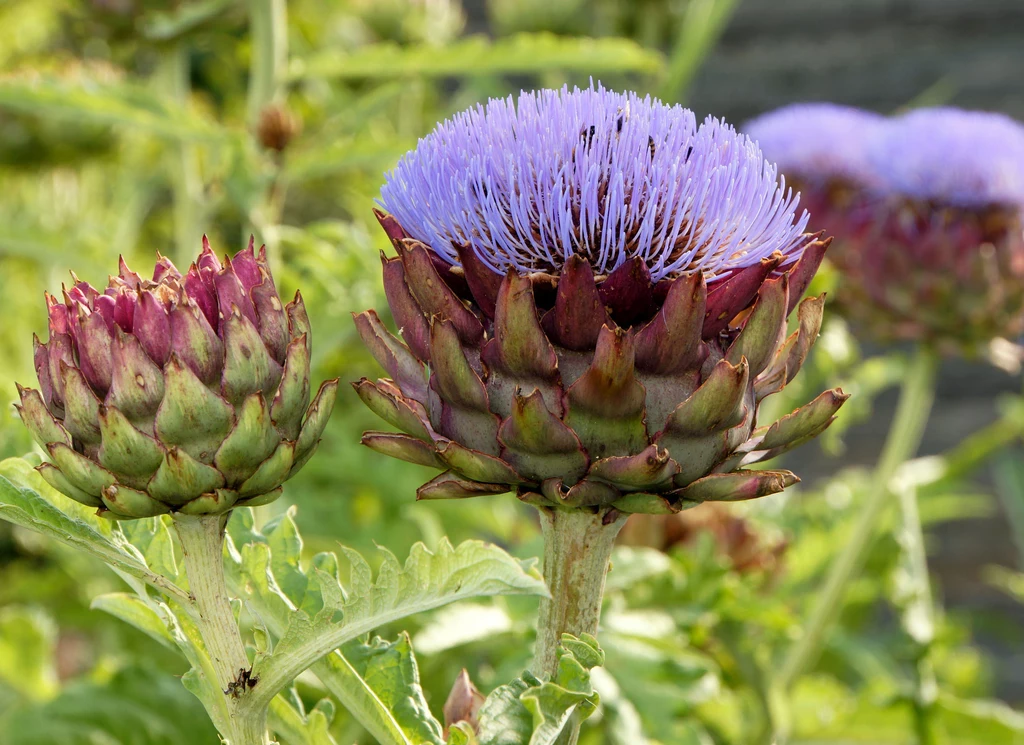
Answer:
xmin=380 ymin=85 xmax=812 ymax=283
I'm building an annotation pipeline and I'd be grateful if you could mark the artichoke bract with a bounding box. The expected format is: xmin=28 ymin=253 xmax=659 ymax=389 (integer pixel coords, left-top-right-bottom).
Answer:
xmin=354 ymin=86 xmax=847 ymax=514
xmin=17 ymin=239 xmax=339 ymax=519
xmin=747 ymin=104 xmax=1024 ymax=353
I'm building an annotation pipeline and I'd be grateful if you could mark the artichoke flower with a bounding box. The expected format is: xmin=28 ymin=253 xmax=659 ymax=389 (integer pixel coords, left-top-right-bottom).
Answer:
xmin=353 ymin=86 xmax=847 ymax=514
xmin=747 ymin=104 xmax=1024 ymax=353
xmin=742 ymin=103 xmax=887 ymax=234
xmin=17 ymin=239 xmax=339 ymax=519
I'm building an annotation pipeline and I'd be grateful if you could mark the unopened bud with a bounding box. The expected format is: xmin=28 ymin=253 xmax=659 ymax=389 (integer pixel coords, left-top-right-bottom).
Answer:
xmin=257 ymin=104 xmax=301 ymax=153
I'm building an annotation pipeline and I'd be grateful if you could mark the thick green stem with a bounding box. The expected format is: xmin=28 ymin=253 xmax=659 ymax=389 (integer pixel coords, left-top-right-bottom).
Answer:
xmin=533 ymin=508 xmax=627 ymax=679
xmin=777 ymin=347 xmax=939 ymax=692
xmin=175 ymin=515 xmax=269 ymax=745
xmin=533 ymin=507 xmax=627 ymax=745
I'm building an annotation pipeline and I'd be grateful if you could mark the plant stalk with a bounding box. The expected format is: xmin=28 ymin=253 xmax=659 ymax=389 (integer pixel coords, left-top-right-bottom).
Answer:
xmin=175 ymin=514 xmax=269 ymax=745
xmin=777 ymin=346 xmax=939 ymax=691
xmin=247 ymin=0 xmax=288 ymax=127
xmin=658 ymin=0 xmax=740 ymax=102
xmin=533 ymin=506 xmax=627 ymax=744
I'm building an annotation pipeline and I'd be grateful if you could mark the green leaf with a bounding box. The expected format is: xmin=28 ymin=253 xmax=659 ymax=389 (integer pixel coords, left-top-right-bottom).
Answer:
xmin=0 ymin=458 xmax=191 ymax=605
xmin=91 ymin=592 xmax=177 ymax=650
xmin=476 ymin=634 xmax=603 ymax=745
xmin=291 ymin=33 xmax=664 ymax=81
xmin=412 ymin=603 xmax=514 ymax=655
xmin=604 ymin=547 xmax=672 ymax=592
xmin=934 ymin=695 xmax=1024 ymax=743
xmin=0 ymin=665 xmax=220 ymax=745
xmin=341 ymin=634 xmax=445 ymax=745
xmin=268 ymin=691 xmax=339 ymax=745
xmin=0 ymin=75 xmax=228 ymax=141
xmin=310 ymin=649 xmax=429 ymax=745
xmin=138 ymin=0 xmax=236 ymax=41
xmin=223 ymin=509 xmax=545 ymax=745
xmin=245 ymin=534 xmax=547 ymax=711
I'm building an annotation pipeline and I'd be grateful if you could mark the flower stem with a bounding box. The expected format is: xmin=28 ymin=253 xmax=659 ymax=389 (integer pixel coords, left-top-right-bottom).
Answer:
xmin=777 ymin=346 xmax=939 ymax=691
xmin=175 ymin=514 xmax=269 ymax=745
xmin=533 ymin=507 xmax=626 ymax=679
xmin=897 ymin=479 xmax=938 ymax=745
xmin=533 ymin=507 xmax=627 ymax=745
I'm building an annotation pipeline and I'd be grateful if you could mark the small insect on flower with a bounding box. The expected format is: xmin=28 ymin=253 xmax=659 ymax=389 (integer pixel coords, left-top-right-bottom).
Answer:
xmin=17 ymin=239 xmax=339 ymax=519
xmin=354 ymin=85 xmax=846 ymax=514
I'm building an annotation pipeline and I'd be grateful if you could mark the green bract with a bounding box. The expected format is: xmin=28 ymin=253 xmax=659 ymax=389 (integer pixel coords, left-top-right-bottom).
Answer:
xmin=17 ymin=239 xmax=339 ymax=519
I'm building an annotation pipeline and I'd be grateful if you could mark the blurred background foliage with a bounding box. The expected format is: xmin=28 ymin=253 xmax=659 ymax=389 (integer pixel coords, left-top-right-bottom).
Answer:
xmin=1 ymin=0 xmax=1023 ymax=743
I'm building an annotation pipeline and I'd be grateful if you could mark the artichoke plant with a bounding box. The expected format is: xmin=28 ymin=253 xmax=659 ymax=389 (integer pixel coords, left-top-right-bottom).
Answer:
xmin=354 ymin=86 xmax=847 ymax=515
xmin=17 ymin=239 xmax=339 ymax=519
xmin=747 ymin=104 xmax=1024 ymax=354
xmin=353 ymin=85 xmax=848 ymax=684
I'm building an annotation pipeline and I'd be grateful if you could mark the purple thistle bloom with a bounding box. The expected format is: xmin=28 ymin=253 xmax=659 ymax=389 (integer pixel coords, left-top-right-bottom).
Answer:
xmin=743 ymin=103 xmax=887 ymax=190
xmin=355 ymin=86 xmax=842 ymax=514
xmin=380 ymin=84 xmax=812 ymax=283
xmin=869 ymin=107 xmax=1024 ymax=208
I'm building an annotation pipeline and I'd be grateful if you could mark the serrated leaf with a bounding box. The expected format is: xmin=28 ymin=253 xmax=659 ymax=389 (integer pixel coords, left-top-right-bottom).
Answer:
xmin=268 ymin=691 xmax=339 ymax=745
xmin=311 ymin=650 xmax=428 ymax=745
xmin=341 ymin=634 xmax=445 ymax=745
xmin=120 ymin=517 xmax=180 ymax=583
xmin=247 ymin=539 xmax=547 ymax=710
xmin=291 ymin=33 xmax=663 ymax=81
xmin=476 ymin=634 xmax=603 ymax=745
xmin=0 ymin=458 xmax=191 ymax=605
xmin=264 ymin=507 xmax=308 ymax=605
xmin=221 ymin=510 xmax=545 ymax=745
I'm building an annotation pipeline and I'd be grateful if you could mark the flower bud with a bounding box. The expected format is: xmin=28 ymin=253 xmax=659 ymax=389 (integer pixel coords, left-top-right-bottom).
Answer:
xmin=17 ymin=239 xmax=339 ymax=519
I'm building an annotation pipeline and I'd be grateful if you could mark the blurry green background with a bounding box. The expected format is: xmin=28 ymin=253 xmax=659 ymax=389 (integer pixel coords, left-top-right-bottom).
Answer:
xmin=2 ymin=1 xmax=1024 ymax=743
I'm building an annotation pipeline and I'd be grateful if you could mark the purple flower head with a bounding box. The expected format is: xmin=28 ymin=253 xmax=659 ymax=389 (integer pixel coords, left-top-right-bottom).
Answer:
xmin=869 ymin=107 xmax=1024 ymax=208
xmin=380 ymin=84 xmax=812 ymax=283
xmin=743 ymin=103 xmax=887 ymax=189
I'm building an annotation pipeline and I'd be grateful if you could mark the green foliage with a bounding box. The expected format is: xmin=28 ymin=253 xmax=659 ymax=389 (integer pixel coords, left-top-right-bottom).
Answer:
xmin=1 ymin=0 xmax=1023 ymax=743
xmin=457 ymin=634 xmax=603 ymax=745
xmin=0 ymin=666 xmax=220 ymax=745
xmin=0 ymin=458 xmax=547 ymax=744
xmin=223 ymin=507 xmax=546 ymax=717
xmin=292 ymin=33 xmax=664 ymax=80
